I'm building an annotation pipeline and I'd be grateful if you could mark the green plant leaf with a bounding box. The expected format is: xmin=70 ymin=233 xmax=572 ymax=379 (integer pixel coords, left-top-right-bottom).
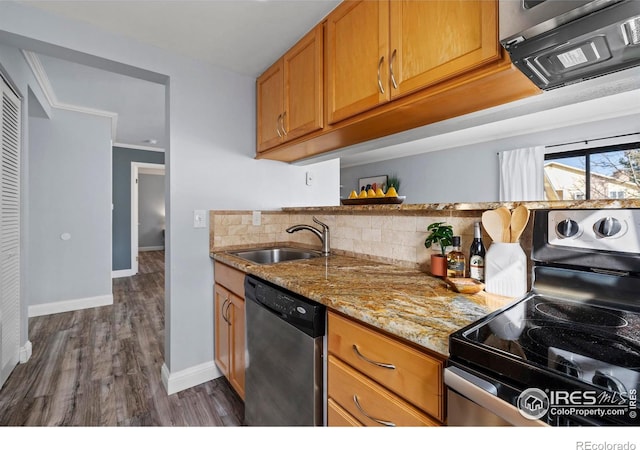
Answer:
xmin=424 ymin=222 xmax=454 ymax=256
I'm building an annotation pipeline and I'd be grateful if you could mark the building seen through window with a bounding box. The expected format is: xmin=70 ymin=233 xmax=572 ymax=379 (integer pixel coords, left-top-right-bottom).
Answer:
xmin=544 ymin=142 xmax=640 ymax=201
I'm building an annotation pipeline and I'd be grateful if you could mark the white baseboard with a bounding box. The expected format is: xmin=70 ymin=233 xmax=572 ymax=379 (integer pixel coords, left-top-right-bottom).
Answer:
xmin=139 ymin=246 xmax=164 ymax=252
xmin=161 ymin=360 xmax=222 ymax=395
xmin=19 ymin=340 xmax=32 ymax=363
xmin=28 ymin=294 xmax=113 ymax=317
xmin=112 ymin=268 xmax=135 ymax=278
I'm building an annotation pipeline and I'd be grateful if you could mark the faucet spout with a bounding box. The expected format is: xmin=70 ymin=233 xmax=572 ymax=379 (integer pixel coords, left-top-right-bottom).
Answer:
xmin=286 ymin=217 xmax=330 ymax=256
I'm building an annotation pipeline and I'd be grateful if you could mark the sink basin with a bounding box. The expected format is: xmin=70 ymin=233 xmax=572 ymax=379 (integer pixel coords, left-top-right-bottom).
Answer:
xmin=229 ymin=247 xmax=322 ymax=265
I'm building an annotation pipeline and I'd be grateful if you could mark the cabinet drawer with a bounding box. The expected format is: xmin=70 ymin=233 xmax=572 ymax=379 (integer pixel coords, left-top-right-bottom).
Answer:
xmin=328 ymin=311 xmax=444 ymax=420
xmin=214 ymin=261 xmax=245 ymax=297
xmin=327 ymin=398 xmax=363 ymax=427
xmin=328 ymin=355 xmax=439 ymax=427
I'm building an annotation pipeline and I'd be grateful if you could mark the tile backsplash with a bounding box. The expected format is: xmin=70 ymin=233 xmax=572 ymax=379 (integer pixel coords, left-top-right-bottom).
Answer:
xmin=210 ymin=209 xmax=534 ymax=272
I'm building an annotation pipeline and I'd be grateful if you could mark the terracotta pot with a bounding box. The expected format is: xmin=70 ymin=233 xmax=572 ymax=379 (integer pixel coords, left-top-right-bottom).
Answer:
xmin=430 ymin=254 xmax=447 ymax=277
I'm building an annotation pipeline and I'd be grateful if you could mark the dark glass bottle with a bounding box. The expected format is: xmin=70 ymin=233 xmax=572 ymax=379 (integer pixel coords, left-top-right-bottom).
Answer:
xmin=469 ymin=222 xmax=486 ymax=282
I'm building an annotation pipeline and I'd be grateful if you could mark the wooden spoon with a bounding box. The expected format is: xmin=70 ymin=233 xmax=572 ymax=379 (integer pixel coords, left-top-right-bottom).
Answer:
xmin=510 ymin=205 xmax=530 ymax=243
xmin=495 ymin=206 xmax=512 ymax=243
xmin=482 ymin=209 xmax=504 ymax=243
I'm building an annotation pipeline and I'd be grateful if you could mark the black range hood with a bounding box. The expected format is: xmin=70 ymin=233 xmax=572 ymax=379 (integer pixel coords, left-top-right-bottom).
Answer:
xmin=501 ymin=0 xmax=640 ymax=90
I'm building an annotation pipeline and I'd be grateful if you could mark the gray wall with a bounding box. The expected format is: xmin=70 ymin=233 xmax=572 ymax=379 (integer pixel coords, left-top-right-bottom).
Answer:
xmin=139 ymin=173 xmax=165 ymax=249
xmin=341 ymin=113 xmax=640 ymax=204
xmin=28 ymin=109 xmax=112 ymax=307
xmin=341 ymin=144 xmax=499 ymax=203
xmin=112 ymin=147 xmax=164 ymax=270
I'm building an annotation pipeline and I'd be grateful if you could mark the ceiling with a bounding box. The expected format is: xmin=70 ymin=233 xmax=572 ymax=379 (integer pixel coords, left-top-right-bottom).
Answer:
xmin=19 ymin=0 xmax=340 ymax=150
xmin=22 ymin=0 xmax=341 ymax=78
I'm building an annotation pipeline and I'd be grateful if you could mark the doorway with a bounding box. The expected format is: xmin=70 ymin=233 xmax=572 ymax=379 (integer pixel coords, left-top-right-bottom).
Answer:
xmin=131 ymin=162 xmax=165 ymax=276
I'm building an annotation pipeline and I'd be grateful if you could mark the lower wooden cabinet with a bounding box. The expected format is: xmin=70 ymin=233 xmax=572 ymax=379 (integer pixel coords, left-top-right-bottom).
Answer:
xmin=327 ymin=311 xmax=445 ymax=426
xmin=327 ymin=397 xmax=363 ymax=427
xmin=214 ymin=262 xmax=246 ymax=399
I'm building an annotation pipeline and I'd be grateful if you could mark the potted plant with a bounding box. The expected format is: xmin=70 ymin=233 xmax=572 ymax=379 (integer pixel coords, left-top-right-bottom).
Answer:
xmin=424 ymin=222 xmax=453 ymax=277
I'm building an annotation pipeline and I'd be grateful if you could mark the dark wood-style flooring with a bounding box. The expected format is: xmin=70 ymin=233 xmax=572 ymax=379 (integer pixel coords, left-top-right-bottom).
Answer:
xmin=0 ymin=251 xmax=244 ymax=426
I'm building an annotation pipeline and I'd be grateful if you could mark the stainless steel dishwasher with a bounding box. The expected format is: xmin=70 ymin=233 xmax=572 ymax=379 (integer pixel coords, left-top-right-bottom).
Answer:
xmin=244 ymin=275 xmax=326 ymax=426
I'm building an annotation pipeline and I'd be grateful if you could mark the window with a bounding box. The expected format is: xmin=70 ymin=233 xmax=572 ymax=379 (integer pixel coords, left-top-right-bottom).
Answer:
xmin=544 ymin=142 xmax=640 ymax=201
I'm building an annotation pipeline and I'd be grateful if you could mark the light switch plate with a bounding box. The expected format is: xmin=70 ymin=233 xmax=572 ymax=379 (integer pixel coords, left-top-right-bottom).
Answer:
xmin=193 ymin=210 xmax=206 ymax=228
xmin=306 ymin=171 xmax=313 ymax=186
xmin=252 ymin=211 xmax=261 ymax=226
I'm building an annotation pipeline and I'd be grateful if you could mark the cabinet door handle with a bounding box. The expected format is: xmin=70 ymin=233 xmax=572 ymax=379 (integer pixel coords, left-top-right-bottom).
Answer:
xmin=353 ymin=394 xmax=396 ymax=427
xmin=223 ymin=297 xmax=232 ymax=324
xmin=281 ymin=111 xmax=288 ymax=136
xmin=276 ymin=114 xmax=283 ymax=138
xmin=377 ymin=56 xmax=385 ymax=94
xmin=352 ymin=345 xmax=396 ymax=369
xmin=389 ymin=49 xmax=398 ymax=89
xmin=221 ymin=296 xmax=230 ymax=324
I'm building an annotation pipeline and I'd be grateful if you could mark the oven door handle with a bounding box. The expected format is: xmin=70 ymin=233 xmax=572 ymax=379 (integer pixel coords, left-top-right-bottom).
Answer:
xmin=444 ymin=367 xmax=549 ymax=427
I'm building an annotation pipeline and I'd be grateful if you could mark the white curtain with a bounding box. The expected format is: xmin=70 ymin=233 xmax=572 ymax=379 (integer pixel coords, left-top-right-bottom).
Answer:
xmin=499 ymin=146 xmax=546 ymax=201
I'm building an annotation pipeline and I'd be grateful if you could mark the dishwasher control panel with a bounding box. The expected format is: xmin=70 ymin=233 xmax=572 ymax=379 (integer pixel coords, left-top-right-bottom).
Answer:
xmin=245 ymin=275 xmax=326 ymax=338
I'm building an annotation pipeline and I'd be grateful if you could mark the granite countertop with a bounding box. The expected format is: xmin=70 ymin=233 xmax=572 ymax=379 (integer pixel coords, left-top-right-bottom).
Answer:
xmin=212 ymin=247 xmax=514 ymax=357
xmin=282 ymin=199 xmax=640 ymax=214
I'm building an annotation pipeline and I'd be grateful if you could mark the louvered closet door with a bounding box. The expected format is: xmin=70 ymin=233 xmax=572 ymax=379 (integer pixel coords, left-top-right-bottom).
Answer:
xmin=0 ymin=77 xmax=21 ymax=389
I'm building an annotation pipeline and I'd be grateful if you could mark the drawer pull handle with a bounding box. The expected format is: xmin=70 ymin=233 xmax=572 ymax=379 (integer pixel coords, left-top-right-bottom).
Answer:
xmin=353 ymin=394 xmax=396 ymax=427
xmin=352 ymin=345 xmax=396 ymax=370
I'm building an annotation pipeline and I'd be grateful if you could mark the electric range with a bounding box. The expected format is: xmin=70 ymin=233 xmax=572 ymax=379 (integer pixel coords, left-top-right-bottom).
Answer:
xmin=446 ymin=208 xmax=640 ymax=426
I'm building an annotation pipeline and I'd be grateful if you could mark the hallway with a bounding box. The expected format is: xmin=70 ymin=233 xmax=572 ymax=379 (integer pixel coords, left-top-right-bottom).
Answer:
xmin=0 ymin=251 xmax=244 ymax=426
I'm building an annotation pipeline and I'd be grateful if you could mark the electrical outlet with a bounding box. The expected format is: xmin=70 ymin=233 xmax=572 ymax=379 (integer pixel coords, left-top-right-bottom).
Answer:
xmin=193 ymin=210 xmax=206 ymax=228
xmin=252 ymin=211 xmax=261 ymax=226
xmin=306 ymin=171 xmax=313 ymax=186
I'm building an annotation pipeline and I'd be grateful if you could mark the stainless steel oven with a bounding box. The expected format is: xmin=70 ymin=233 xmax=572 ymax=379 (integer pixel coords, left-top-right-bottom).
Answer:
xmin=446 ymin=208 xmax=640 ymax=426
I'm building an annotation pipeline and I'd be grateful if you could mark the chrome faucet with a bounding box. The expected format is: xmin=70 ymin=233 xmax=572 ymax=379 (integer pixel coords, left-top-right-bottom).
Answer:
xmin=286 ymin=216 xmax=330 ymax=256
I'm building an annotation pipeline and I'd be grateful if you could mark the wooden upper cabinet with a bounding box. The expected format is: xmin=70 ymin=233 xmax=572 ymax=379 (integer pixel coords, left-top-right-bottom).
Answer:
xmin=283 ymin=25 xmax=324 ymax=141
xmin=326 ymin=0 xmax=500 ymax=123
xmin=257 ymin=24 xmax=323 ymax=152
xmin=257 ymin=60 xmax=284 ymax=152
xmin=326 ymin=0 xmax=390 ymax=124
xmin=389 ymin=0 xmax=499 ymax=99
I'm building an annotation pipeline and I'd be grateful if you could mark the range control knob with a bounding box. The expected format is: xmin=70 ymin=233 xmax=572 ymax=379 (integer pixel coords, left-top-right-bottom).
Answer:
xmin=556 ymin=219 xmax=580 ymax=238
xmin=594 ymin=217 xmax=622 ymax=237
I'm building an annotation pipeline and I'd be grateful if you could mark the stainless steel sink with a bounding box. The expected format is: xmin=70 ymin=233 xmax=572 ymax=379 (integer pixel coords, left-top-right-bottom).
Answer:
xmin=229 ymin=247 xmax=322 ymax=265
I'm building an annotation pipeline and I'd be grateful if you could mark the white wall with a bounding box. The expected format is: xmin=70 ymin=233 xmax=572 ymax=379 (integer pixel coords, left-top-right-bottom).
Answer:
xmin=28 ymin=109 xmax=112 ymax=311
xmin=0 ymin=2 xmax=340 ymax=386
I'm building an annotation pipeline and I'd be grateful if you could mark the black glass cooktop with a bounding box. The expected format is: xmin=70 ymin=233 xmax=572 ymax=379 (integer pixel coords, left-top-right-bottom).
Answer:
xmin=460 ymin=294 xmax=640 ymax=395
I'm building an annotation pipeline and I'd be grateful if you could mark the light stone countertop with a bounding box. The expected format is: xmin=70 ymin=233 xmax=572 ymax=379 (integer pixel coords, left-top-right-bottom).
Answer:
xmin=212 ymin=247 xmax=515 ymax=357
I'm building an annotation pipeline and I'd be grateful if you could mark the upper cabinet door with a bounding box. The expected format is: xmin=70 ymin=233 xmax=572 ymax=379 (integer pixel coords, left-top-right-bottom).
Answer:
xmin=326 ymin=0 xmax=390 ymax=125
xmin=389 ymin=0 xmax=499 ymax=99
xmin=257 ymin=60 xmax=284 ymax=153
xmin=283 ymin=25 xmax=324 ymax=141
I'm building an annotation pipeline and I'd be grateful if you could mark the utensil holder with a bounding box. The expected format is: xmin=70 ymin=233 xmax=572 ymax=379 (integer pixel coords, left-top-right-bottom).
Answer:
xmin=485 ymin=243 xmax=527 ymax=298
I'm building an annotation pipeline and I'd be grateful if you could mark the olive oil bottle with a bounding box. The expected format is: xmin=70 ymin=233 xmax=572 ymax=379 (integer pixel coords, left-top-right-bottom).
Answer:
xmin=447 ymin=236 xmax=466 ymax=278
